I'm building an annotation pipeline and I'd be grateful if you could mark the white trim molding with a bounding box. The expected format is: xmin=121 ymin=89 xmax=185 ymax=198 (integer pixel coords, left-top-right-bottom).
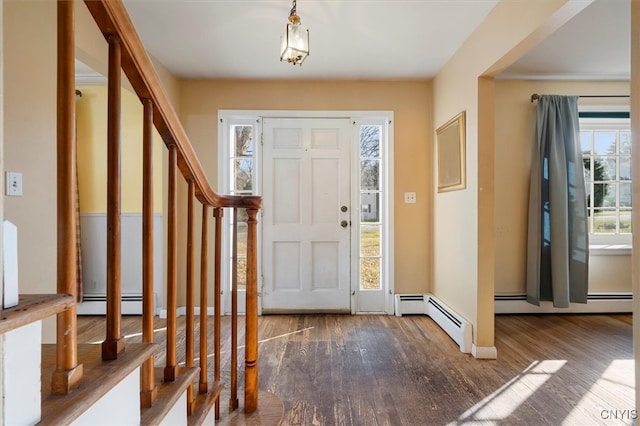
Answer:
xmin=218 ymin=110 xmax=395 ymax=316
xmin=472 ymin=345 xmax=498 ymax=360
xmin=158 ymin=306 xmax=218 ymax=319
xmin=495 ymin=292 xmax=632 ymax=314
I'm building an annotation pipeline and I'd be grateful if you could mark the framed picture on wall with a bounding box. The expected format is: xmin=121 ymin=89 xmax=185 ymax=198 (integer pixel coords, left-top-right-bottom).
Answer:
xmin=436 ymin=111 xmax=466 ymax=192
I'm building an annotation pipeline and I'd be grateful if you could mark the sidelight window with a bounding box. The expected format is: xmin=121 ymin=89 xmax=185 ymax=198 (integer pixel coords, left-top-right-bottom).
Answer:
xmin=359 ymin=125 xmax=383 ymax=291
xmin=227 ymin=122 xmax=258 ymax=291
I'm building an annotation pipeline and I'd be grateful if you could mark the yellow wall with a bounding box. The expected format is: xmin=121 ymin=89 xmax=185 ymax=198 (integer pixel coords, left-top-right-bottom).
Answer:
xmin=3 ymin=0 xmax=57 ymax=341
xmin=494 ymin=79 xmax=631 ymax=295
xmin=178 ymin=79 xmax=433 ymax=297
xmin=2 ymin=0 xmax=174 ymax=338
xmin=432 ymin=0 xmax=591 ymax=351
xmin=76 ymin=85 xmax=164 ymax=214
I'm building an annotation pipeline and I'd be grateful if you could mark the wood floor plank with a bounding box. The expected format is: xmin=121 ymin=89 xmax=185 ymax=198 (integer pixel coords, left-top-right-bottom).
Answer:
xmin=77 ymin=313 xmax=634 ymax=425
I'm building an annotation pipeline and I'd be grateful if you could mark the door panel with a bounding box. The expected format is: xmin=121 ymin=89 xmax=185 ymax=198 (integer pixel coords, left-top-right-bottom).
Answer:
xmin=262 ymin=118 xmax=351 ymax=313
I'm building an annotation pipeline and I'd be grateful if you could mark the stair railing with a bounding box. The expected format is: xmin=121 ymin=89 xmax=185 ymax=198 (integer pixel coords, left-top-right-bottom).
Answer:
xmin=56 ymin=0 xmax=261 ymax=418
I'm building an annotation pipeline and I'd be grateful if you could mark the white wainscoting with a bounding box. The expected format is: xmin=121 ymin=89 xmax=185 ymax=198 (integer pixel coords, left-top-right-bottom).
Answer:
xmin=78 ymin=213 xmax=163 ymax=315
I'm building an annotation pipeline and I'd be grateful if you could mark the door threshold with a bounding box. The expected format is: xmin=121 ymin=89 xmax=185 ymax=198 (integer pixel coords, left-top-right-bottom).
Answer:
xmin=262 ymin=308 xmax=351 ymax=315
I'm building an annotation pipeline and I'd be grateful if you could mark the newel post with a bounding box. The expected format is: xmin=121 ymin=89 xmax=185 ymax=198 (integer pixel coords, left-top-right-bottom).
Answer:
xmin=244 ymin=208 xmax=259 ymax=412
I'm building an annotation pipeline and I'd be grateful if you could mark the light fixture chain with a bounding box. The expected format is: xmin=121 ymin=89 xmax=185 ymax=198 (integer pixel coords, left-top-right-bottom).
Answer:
xmin=290 ymin=0 xmax=297 ymax=18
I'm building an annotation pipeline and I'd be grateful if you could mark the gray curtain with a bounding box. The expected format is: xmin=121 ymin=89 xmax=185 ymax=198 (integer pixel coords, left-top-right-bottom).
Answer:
xmin=526 ymin=95 xmax=589 ymax=307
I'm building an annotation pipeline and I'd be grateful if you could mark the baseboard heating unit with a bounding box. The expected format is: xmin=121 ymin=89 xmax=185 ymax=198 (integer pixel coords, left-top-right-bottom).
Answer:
xmin=494 ymin=292 xmax=632 ymax=314
xmin=395 ymin=294 xmax=472 ymax=354
xmin=77 ymin=293 xmax=143 ymax=315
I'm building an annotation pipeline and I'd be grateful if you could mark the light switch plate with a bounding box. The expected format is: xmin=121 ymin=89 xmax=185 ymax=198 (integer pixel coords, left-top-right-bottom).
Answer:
xmin=6 ymin=172 xmax=23 ymax=197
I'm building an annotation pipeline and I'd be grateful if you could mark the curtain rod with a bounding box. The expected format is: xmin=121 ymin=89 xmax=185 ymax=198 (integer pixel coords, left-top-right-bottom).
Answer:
xmin=530 ymin=93 xmax=629 ymax=103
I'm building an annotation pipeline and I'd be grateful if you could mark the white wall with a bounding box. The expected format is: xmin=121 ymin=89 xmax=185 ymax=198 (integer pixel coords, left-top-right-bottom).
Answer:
xmin=3 ymin=0 xmax=58 ymax=342
xmin=2 ymin=322 xmax=41 ymax=425
xmin=71 ymin=369 xmax=141 ymax=425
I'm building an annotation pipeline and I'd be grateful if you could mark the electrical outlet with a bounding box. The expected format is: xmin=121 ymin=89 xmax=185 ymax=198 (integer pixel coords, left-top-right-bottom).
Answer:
xmin=404 ymin=192 xmax=416 ymax=204
xmin=6 ymin=172 xmax=23 ymax=197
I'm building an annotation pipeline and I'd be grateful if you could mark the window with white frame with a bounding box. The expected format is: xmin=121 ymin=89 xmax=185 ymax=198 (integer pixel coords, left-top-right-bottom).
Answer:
xmin=226 ymin=120 xmax=258 ymax=291
xmin=579 ymin=110 xmax=631 ymax=243
xmin=359 ymin=124 xmax=383 ymax=291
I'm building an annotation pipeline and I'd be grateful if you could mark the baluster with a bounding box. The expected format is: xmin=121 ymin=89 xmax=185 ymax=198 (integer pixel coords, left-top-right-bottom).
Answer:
xmin=213 ymin=207 xmax=223 ymax=419
xmin=140 ymin=98 xmax=156 ymax=407
xmin=244 ymin=208 xmax=259 ymax=413
xmin=229 ymin=208 xmax=239 ymax=411
xmin=186 ymin=181 xmax=196 ymax=414
xmin=102 ymin=33 xmax=124 ymax=361
xmin=165 ymin=144 xmax=178 ymax=381
xmin=52 ymin=0 xmax=83 ymax=394
xmin=199 ymin=205 xmax=210 ymax=395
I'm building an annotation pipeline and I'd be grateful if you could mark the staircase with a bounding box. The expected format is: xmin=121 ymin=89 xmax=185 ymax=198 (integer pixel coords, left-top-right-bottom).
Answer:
xmin=1 ymin=0 xmax=272 ymax=424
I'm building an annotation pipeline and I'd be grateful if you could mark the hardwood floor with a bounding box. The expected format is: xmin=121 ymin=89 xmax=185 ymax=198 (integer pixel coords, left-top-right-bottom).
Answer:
xmin=77 ymin=313 xmax=634 ymax=425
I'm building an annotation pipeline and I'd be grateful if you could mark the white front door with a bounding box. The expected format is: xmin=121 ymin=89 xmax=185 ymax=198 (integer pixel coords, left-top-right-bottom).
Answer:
xmin=261 ymin=118 xmax=352 ymax=313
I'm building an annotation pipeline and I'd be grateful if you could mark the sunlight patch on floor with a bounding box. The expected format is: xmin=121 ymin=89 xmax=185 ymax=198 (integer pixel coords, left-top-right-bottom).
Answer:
xmin=564 ymin=359 xmax=635 ymax=425
xmin=88 ymin=326 xmax=168 ymax=344
xmin=452 ymin=360 xmax=566 ymax=424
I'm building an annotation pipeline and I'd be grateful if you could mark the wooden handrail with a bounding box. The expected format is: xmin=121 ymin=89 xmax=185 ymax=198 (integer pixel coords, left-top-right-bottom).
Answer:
xmin=63 ymin=0 xmax=264 ymax=420
xmin=83 ymin=0 xmax=261 ymax=211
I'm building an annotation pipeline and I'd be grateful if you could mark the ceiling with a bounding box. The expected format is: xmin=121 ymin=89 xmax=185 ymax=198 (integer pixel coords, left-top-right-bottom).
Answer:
xmin=499 ymin=0 xmax=629 ymax=80
xmin=79 ymin=0 xmax=629 ymax=82
xmin=121 ymin=0 xmax=500 ymax=80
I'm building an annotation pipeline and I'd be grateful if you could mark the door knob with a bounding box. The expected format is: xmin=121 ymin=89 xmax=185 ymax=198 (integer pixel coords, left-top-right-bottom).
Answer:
xmin=341 ymin=205 xmax=348 ymax=212
xmin=341 ymin=220 xmax=349 ymax=228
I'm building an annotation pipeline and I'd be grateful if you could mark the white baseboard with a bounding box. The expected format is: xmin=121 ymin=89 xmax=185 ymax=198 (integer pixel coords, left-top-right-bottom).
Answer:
xmin=495 ymin=293 xmax=632 ymax=314
xmin=77 ymin=300 xmax=143 ymax=316
xmin=472 ymin=344 xmax=497 ymax=360
xmin=158 ymin=306 xmax=217 ymax=319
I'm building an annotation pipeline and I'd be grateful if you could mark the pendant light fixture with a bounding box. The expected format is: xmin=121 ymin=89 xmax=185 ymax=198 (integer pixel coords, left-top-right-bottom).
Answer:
xmin=280 ymin=0 xmax=309 ymax=66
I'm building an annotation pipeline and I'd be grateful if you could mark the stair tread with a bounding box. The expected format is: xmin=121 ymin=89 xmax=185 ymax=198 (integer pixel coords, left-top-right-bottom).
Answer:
xmin=40 ymin=342 xmax=157 ymax=425
xmin=140 ymin=366 xmax=200 ymax=425
xmin=188 ymin=381 xmax=224 ymax=426
xmin=0 ymin=294 xmax=74 ymax=336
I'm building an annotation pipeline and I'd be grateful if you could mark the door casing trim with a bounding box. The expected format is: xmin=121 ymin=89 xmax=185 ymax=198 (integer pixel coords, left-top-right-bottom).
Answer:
xmin=217 ymin=110 xmax=395 ymax=315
